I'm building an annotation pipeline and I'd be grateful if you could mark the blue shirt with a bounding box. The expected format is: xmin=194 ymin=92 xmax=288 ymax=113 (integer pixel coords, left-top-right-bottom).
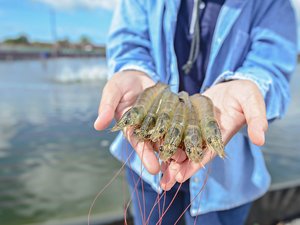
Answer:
xmin=106 ymin=0 xmax=297 ymax=216
xmin=175 ymin=0 xmax=225 ymax=94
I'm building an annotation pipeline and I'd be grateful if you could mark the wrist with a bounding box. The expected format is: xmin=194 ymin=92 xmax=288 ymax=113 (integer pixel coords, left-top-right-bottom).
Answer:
xmin=111 ymin=70 xmax=155 ymax=90
xmin=122 ymin=70 xmax=155 ymax=87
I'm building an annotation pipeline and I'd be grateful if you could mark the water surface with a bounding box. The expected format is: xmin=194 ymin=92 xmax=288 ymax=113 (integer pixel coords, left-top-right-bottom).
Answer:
xmin=0 ymin=58 xmax=125 ymax=225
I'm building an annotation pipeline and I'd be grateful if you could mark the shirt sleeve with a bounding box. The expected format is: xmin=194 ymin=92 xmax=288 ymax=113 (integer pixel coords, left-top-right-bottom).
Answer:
xmin=106 ymin=0 xmax=160 ymax=82
xmin=213 ymin=0 xmax=298 ymax=121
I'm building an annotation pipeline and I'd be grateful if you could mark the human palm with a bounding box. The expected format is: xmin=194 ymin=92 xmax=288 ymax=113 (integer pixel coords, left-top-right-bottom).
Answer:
xmin=94 ymin=71 xmax=161 ymax=174
xmin=160 ymin=80 xmax=268 ymax=190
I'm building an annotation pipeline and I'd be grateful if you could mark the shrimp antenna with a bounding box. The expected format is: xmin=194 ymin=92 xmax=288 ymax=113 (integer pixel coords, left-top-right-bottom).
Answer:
xmin=87 ymin=150 xmax=134 ymax=225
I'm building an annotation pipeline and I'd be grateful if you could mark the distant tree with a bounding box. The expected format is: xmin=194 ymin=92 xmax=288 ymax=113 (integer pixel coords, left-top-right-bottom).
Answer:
xmin=57 ymin=38 xmax=70 ymax=47
xmin=79 ymin=35 xmax=91 ymax=45
xmin=31 ymin=41 xmax=52 ymax=48
xmin=4 ymin=35 xmax=30 ymax=45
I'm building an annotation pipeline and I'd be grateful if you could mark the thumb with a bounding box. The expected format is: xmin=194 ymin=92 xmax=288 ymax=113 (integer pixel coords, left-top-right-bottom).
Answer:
xmin=94 ymin=80 xmax=122 ymax=130
xmin=240 ymin=85 xmax=268 ymax=146
xmin=247 ymin=117 xmax=268 ymax=146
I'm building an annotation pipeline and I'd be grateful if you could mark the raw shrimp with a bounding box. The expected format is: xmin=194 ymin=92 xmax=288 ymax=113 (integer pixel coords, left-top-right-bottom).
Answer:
xmin=190 ymin=94 xmax=225 ymax=158
xmin=183 ymin=96 xmax=205 ymax=163
xmin=158 ymin=92 xmax=189 ymax=161
xmin=149 ymin=90 xmax=180 ymax=142
xmin=134 ymin=88 xmax=170 ymax=140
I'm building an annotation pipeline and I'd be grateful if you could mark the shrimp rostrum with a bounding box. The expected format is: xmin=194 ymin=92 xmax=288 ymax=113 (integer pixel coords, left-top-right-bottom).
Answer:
xmin=111 ymin=82 xmax=225 ymax=162
xmin=111 ymin=82 xmax=168 ymax=132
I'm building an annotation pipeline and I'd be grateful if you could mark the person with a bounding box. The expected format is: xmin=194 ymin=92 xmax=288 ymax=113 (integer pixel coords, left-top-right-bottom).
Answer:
xmin=94 ymin=0 xmax=297 ymax=224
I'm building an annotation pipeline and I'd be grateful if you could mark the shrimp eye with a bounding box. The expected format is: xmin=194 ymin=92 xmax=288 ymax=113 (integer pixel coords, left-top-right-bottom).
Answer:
xmin=124 ymin=120 xmax=129 ymax=125
xmin=159 ymin=146 xmax=163 ymax=152
xmin=159 ymin=128 xmax=164 ymax=134
xmin=207 ymin=137 xmax=212 ymax=144
xmin=187 ymin=148 xmax=191 ymax=154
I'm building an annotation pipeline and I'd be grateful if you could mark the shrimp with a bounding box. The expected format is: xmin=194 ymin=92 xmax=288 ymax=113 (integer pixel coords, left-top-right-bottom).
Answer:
xmin=111 ymin=82 xmax=168 ymax=132
xmin=90 ymin=89 xmax=217 ymax=225
xmin=183 ymin=96 xmax=204 ymax=163
xmin=149 ymin=90 xmax=180 ymax=142
xmin=159 ymin=92 xmax=188 ymax=161
xmin=190 ymin=94 xmax=225 ymax=158
xmin=134 ymin=88 xmax=170 ymax=140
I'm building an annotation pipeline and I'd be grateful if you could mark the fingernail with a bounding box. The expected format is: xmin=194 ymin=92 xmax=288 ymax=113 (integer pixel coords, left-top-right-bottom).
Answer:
xmin=261 ymin=131 xmax=265 ymax=144
xmin=161 ymin=174 xmax=170 ymax=184
xmin=161 ymin=182 xmax=169 ymax=191
xmin=176 ymin=174 xmax=183 ymax=183
xmin=170 ymin=162 xmax=179 ymax=171
xmin=94 ymin=116 xmax=101 ymax=126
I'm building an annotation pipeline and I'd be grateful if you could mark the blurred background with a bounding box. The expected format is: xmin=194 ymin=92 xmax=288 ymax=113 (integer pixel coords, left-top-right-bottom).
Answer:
xmin=0 ymin=0 xmax=299 ymax=225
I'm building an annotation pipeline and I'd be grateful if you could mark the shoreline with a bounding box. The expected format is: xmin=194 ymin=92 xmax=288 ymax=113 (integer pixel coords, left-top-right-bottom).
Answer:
xmin=0 ymin=44 xmax=106 ymax=60
xmin=0 ymin=51 xmax=105 ymax=61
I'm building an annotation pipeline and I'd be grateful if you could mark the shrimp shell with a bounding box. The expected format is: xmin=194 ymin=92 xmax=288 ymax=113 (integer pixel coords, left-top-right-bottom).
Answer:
xmin=159 ymin=92 xmax=188 ymax=161
xmin=183 ymin=96 xmax=204 ymax=163
xmin=190 ymin=94 xmax=225 ymax=158
xmin=149 ymin=90 xmax=179 ymax=142
xmin=134 ymin=88 xmax=169 ymax=140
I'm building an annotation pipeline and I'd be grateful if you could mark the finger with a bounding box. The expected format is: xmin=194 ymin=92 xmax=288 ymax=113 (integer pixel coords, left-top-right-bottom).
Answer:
xmin=126 ymin=128 xmax=160 ymax=175
xmin=175 ymin=150 xmax=215 ymax=183
xmin=170 ymin=148 xmax=187 ymax=163
xmin=247 ymin=117 xmax=267 ymax=146
xmin=160 ymin=149 xmax=187 ymax=190
xmin=115 ymin=102 xmax=133 ymax=120
xmin=94 ymin=80 xmax=122 ymax=131
xmin=153 ymin=141 xmax=161 ymax=152
xmin=160 ymin=161 xmax=181 ymax=191
xmin=240 ymin=87 xmax=268 ymax=146
xmin=161 ymin=161 xmax=168 ymax=173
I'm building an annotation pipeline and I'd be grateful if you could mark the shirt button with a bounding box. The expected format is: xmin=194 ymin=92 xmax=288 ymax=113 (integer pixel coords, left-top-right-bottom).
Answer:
xmin=200 ymin=2 xmax=206 ymax=9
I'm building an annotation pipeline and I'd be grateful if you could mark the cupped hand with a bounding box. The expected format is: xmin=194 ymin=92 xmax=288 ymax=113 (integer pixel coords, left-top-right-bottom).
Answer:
xmin=160 ymin=80 xmax=268 ymax=190
xmin=94 ymin=70 xmax=161 ymax=174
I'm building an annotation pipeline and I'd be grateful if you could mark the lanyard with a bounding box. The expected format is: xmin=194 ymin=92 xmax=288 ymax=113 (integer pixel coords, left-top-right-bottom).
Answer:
xmin=182 ymin=0 xmax=202 ymax=75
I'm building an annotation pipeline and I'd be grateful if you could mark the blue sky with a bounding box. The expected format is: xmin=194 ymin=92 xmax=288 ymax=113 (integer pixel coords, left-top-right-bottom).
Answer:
xmin=0 ymin=0 xmax=300 ymax=46
xmin=0 ymin=0 xmax=114 ymax=45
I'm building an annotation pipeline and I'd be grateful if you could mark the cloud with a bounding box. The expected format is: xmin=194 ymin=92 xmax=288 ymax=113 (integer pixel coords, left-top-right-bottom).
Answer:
xmin=34 ymin=0 xmax=118 ymax=11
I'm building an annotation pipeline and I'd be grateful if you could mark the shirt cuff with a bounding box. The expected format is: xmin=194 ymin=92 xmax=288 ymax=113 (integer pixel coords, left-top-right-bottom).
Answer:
xmin=108 ymin=61 xmax=160 ymax=82
xmin=212 ymin=70 xmax=272 ymax=98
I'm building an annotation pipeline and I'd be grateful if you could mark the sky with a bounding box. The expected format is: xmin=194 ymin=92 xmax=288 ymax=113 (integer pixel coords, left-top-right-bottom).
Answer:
xmin=0 ymin=0 xmax=116 ymax=45
xmin=0 ymin=0 xmax=300 ymax=46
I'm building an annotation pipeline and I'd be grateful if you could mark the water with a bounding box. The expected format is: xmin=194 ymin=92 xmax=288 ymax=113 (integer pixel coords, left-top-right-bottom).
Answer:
xmin=263 ymin=66 xmax=300 ymax=189
xmin=0 ymin=58 xmax=125 ymax=225
xmin=0 ymin=58 xmax=299 ymax=225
